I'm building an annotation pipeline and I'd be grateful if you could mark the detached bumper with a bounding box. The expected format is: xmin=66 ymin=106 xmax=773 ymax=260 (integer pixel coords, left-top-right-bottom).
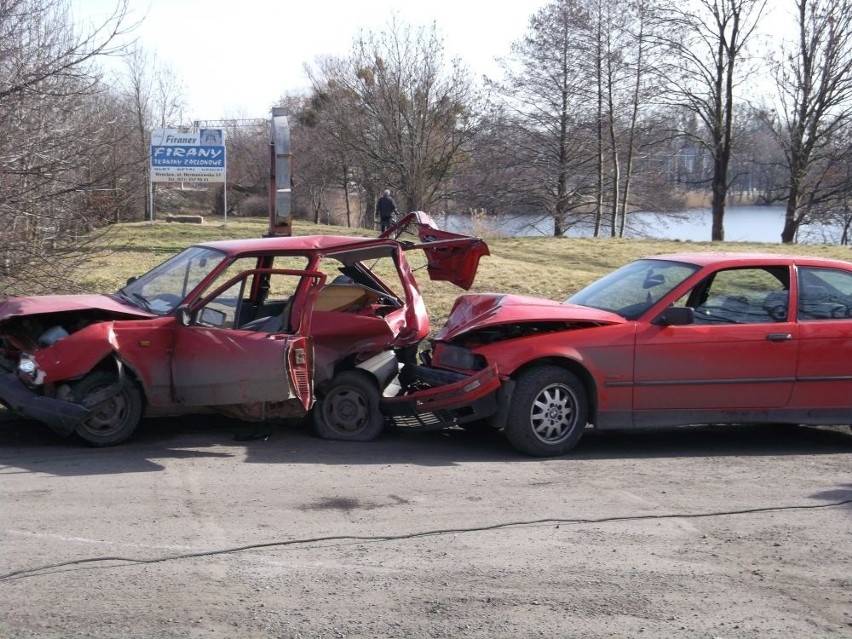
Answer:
xmin=380 ymin=364 xmax=501 ymax=429
xmin=0 ymin=372 xmax=90 ymax=436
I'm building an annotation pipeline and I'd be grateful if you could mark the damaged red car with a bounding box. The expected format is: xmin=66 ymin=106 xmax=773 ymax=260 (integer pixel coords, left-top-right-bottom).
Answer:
xmin=390 ymin=252 xmax=852 ymax=456
xmin=0 ymin=213 xmax=489 ymax=446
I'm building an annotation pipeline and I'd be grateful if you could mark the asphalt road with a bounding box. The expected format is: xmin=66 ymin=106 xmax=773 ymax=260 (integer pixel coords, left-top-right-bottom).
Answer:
xmin=1 ymin=415 xmax=851 ymax=638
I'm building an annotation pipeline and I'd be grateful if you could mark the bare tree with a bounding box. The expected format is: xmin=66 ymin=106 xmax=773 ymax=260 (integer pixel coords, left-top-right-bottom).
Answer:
xmin=0 ymin=0 xmax=136 ymax=294
xmin=587 ymin=0 xmax=664 ymax=237
xmin=116 ymin=44 xmax=186 ymax=220
xmin=306 ymin=17 xmax=481 ymax=221
xmin=488 ymin=0 xmax=597 ymax=236
xmin=764 ymin=0 xmax=852 ymax=243
xmin=653 ymin=0 xmax=767 ymax=240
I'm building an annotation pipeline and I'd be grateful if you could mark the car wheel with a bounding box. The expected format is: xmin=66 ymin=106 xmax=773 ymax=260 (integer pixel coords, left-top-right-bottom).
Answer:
xmin=72 ymin=372 xmax=143 ymax=447
xmin=504 ymin=366 xmax=588 ymax=457
xmin=313 ymin=371 xmax=384 ymax=442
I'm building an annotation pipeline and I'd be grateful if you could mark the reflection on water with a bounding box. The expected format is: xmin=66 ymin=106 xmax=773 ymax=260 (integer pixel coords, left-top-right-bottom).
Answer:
xmin=435 ymin=206 xmax=846 ymax=244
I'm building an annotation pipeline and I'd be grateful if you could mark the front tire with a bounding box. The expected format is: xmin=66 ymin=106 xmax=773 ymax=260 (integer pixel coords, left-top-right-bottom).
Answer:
xmin=72 ymin=371 xmax=143 ymax=447
xmin=504 ymin=366 xmax=588 ymax=457
xmin=313 ymin=371 xmax=384 ymax=442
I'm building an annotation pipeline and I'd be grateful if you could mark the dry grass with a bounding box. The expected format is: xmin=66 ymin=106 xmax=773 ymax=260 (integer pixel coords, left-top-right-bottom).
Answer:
xmin=74 ymin=216 xmax=852 ymax=326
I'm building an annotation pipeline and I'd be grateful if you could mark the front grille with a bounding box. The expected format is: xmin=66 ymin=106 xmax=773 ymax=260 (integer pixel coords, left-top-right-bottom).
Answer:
xmin=390 ymin=410 xmax=456 ymax=430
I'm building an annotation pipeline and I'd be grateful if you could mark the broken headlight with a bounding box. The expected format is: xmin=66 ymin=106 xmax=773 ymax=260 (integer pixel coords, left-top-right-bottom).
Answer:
xmin=17 ymin=355 xmax=39 ymax=383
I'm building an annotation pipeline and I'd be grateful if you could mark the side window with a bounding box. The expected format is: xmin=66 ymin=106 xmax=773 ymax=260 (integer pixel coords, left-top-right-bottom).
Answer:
xmin=687 ymin=266 xmax=789 ymax=324
xmin=195 ymin=254 xmax=309 ymax=331
xmin=199 ymin=280 xmax=244 ymax=328
xmin=797 ymin=267 xmax=852 ymax=320
xmin=198 ymin=271 xmax=306 ymax=331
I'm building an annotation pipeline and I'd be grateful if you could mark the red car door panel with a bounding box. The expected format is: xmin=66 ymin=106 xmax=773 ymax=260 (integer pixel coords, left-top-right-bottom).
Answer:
xmin=170 ymin=327 xmax=297 ymax=406
xmin=633 ymin=322 xmax=798 ymax=410
xmin=790 ymin=321 xmax=852 ymax=409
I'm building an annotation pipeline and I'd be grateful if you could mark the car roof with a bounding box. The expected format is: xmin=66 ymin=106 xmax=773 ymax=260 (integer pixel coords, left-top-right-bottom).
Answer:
xmin=197 ymin=234 xmax=390 ymax=255
xmin=646 ymin=252 xmax=852 ymax=269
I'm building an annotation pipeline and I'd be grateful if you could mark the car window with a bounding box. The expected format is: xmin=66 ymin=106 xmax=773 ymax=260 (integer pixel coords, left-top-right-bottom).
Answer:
xmin=206 ymin=255 xmax=308 ymax=299
xmin=684 ymin=266 xmax=790 ymax=324
xmin=198 ymin=270 xmax=305 ymax=331
xmin=797 ymin=267 xmax=852 ymax=320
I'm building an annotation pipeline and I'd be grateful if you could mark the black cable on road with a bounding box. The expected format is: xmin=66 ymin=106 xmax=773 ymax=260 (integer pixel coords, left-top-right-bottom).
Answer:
xmin=2 ymin=498 xmax=850 ymax=582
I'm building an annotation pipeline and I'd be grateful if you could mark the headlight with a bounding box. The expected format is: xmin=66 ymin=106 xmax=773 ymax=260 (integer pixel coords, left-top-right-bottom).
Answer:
xmin=18 ymin=355 xmax=39 ymax=382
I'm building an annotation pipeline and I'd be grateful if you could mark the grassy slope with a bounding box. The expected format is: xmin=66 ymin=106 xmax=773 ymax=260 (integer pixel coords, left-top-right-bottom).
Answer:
xmin=77 ymin=217 xmax=852 ymax=326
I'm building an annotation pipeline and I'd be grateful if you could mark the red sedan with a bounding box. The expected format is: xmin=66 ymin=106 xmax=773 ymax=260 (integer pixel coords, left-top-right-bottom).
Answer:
xmin=392 ymin=252 xmax=852 ymax=456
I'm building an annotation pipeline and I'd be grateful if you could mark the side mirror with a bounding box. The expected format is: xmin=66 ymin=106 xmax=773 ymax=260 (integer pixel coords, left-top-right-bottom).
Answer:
xmin=126 ymin=276 xmax=139 ymax=286
xmin=654 ymin=306 xmax=695 ymax=326
xmin=198 ymin=307 xmax=227 ymax=328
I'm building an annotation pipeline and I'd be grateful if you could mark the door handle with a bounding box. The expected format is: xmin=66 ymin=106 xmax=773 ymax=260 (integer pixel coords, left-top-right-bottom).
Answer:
xmin=766 ymin=333 xmax=792 ymax=342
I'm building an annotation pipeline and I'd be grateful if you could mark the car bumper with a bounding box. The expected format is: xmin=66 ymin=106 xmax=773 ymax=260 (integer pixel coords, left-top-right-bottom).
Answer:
xmin=0 ymin=372 xmax=90 ymax=436
xmin=380 ymin=364 xmax=502 ymax=429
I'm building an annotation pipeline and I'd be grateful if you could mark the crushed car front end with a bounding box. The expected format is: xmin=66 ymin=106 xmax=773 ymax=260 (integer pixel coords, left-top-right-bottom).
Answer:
xmin=0 ymin=295 xmax=156 ymax=436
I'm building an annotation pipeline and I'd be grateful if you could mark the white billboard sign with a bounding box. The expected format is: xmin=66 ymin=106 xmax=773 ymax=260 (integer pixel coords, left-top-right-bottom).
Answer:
xmin=150 ymin=128 xmax=227 ymax=183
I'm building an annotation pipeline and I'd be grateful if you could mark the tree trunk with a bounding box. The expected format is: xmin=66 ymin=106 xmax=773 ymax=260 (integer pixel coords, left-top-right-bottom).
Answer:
xmin=710 ymin=145 xmax=729 ymax=241
xmin=780 ymin=188 xmax=800 ymax=243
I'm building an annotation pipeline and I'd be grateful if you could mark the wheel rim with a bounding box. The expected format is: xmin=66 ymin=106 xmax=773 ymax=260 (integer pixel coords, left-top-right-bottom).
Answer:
xmin=79 ymin=386 xmax=131 ymax=437
xmin=529 ymin=382 xmax=579 ymax=444
xmin=323 ymin=385 xmax=370 ymax=434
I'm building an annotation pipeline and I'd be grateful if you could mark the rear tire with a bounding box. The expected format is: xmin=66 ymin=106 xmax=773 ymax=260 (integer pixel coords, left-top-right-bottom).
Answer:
xmin=313 ymin=371 xmax=384 ymax=442
xmin=72 ymin=371 xmax=143 ymax=447
xmin=504 ymin=366 xmax=587 ymax=457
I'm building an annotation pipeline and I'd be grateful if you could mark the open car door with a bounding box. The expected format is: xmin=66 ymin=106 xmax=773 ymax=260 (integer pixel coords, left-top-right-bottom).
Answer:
xmin=381 ymin=211 xmax=489 ymax=290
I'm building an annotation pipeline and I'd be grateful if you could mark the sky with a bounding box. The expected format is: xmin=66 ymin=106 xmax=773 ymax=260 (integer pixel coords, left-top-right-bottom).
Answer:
xmin=71 ymin=0 xmax=547 ymax=121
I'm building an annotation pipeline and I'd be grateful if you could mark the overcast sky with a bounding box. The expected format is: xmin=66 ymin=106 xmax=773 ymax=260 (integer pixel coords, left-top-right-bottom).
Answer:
xmin=70 ymin=0 xmax=796 ymax=122
xmin=71 ymin=0 xmax=547 ymax=121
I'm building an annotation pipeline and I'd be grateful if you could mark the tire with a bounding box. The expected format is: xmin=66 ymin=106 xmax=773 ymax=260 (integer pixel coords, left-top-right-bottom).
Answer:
xmin=504 ymin=366 xmax=588 ymax=457
xmin=72 ymin=371 xmax=143 ymax=447
xmin=312 ymin=371 xmax=384 ymax=442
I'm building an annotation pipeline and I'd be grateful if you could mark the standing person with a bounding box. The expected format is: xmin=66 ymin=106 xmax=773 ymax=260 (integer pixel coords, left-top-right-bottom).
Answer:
xmin=375 ymin=189 xmax=398 ymax=232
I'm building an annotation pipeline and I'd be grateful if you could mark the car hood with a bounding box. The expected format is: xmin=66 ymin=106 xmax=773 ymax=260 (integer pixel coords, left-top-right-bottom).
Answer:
xmin=0 ymin=294 xmax=154 ymax=322
xmin=434 ymin=293 xmax=626 ymax=340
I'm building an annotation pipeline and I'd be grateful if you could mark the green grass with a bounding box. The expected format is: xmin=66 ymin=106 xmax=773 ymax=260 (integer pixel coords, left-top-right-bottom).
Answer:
xmin=75 ymin=215 xmax=852 ymax=326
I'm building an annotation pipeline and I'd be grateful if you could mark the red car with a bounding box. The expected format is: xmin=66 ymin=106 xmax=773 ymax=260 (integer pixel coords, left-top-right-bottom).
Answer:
xmin=389 ymin=252 xmax=852 ymax=456
xmin=0 ymin=213 xmax=488 ymax=446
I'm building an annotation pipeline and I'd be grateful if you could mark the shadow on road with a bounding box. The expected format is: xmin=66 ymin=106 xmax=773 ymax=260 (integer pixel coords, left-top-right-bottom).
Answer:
xmin=0 ymin=411 xmax=849 ymax=478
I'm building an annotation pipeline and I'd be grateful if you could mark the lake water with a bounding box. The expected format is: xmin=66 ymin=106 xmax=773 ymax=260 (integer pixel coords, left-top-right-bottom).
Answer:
xmin=435 ymin=206 xmax=847 ymax=244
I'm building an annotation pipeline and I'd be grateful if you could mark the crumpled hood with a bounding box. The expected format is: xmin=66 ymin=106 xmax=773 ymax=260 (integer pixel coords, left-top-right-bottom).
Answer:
xmin=0 ymin=294 xmax=154 ymax=322
xmin=434 ymin=293 xmax=626 ymax=340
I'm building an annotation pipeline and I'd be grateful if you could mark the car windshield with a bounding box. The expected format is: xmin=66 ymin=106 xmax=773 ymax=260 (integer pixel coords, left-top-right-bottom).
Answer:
xmin=565 ymin=259 xmax=699 ymax=320
xmin=115 ymin=246 xmax=228 ymax=315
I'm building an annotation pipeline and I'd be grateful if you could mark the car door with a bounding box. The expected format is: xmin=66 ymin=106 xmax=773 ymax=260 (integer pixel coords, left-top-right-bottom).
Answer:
xmin=169 ymin=268 xmax=321 ymax=410
xmin=789 ymin=265 xmax=852 ymax=410
xmin=632 ymin=265 xmax=798 ymax=412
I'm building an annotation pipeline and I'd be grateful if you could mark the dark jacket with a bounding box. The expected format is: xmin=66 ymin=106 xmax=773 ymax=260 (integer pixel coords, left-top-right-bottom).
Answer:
xmin=376 ymin=195 xmax=397 ymax=219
